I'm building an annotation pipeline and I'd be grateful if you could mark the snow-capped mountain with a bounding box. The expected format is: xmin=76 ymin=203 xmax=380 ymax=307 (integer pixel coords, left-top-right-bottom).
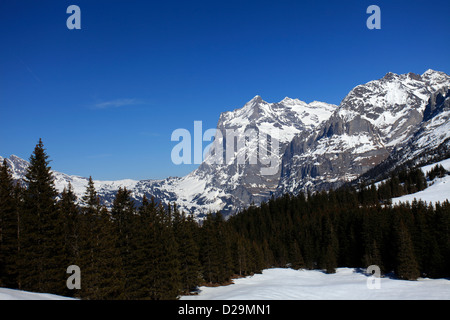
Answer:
xmin=2 ymin=69 xmax=449 ymax=219
xmin=357 ymin=83 xmax=450 ymax=183
xmin=160 ymin=95 xmax=337 ymax=216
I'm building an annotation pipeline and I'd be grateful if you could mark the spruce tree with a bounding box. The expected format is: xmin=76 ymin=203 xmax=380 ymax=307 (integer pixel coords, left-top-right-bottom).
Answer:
xmin=290 ymin=241 xmax=305 ymax=270
xmin=0 ymin=159 xmax=19 ymax=288
xmin=19 ymin=139 xmax=67 ymax=294
xmin=92 ymin=206 xmax=125 ymax=299
xmin=58 ymin=183 xmax=80 ymax=297
xmin=128 ymin=195 xmax=158 ymax=299
xmin=59 ymin=184 xmax=80 ymax=263
xmin=155 ymin=203 xmax=181 ymax=299
xmin=319 ymin=214 xmax=338 ymax=274
xmin=200 ymin=213 xmax=221 ymax=284
xmin=395 ymin=220 xmax=420 ymax=280
xmin=110 ymin=187 xmax=136 ymax=298
xmin=173 ymin=209 xmax=201 ymax=294
xmin=78 ymin=177 xmax=125 ymax=299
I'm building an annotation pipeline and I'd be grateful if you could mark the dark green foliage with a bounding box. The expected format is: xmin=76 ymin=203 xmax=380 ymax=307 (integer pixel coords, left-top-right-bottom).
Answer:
xmin=18 ymin=139 xmax=67 ymax=294
xmin=172 ymin=206 xmax=201 ymax=294
xmin=110 ymin=187 xmax=136 ymax=298
xmin=58 ymin=183 xmax=80 ymax=297
xmin=374 ymin=167 xmax=428 ymax=202
xmin=200 ymin=213 xmax=233 ymax=284
xmin=77 ymin=177 xmax=125 ymax=300
xmin=227 ymin=187 xmax=450 ymax=281
xmin=0 ymin=159 xmax=20 ymax=288
xmin=150 ymin=203 xmax=181 ymax=300
xmin=427 ymin=164 xmax=448 ymax=181
xmin=59 ymin=183 xmax=80 ymax=262
xmin=394 ymin=219 xmax=420 ymax=280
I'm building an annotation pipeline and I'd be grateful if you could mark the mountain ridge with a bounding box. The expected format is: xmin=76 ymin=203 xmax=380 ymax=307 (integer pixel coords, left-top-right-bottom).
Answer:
xmin=2 ymin=69 xmax=450 ymax=219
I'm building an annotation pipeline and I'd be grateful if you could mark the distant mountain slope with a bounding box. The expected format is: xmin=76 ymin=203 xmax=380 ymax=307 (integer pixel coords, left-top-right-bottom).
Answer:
xmin=357 ymin=84 xmax=450 ymax=183
xmin=391 ymin=158 xmax=450 ymax=206
xmin=278 ymin=69 xmax=450 ymax=195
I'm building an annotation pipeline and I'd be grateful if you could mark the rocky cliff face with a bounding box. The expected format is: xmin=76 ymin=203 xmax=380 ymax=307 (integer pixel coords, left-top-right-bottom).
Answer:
xmin=358 ymin=84 xmax=450 ymax=182
xmin=154 ymin=95 xmax=337 ymax=216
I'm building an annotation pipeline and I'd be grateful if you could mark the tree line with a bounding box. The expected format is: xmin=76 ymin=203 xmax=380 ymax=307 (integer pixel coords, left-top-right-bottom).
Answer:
xmin=229 ymin=190 xmax=450 ymax=280
xmin=0 ymin=140 xmax=449 ymax=299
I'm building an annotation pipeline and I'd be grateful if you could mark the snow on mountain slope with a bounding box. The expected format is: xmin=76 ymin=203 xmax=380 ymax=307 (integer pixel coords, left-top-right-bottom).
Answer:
xmin=404 ymin=87 xmax=450 ymax=159
xmin=392 ymin=158 xmax=450 ymax=206
xmin=0 ymin=154 xmax=142 ymax=208
xmin=157 ymin=96 xmax=337 ymax=216
xmin=339 ymin=70 xmax=450 ymax=147
xmin=0 ymin=96 xmax=336 ymax=217
xmin=358 ymin=85 xmax=450 ymax=184
xmin=181 ymin=268 xmax=450 ymax=300
xmin=278 ymin=69 xmax=450 ymax=195
xmin=420 ymin=158 xmax=450 ymax=174
xmin=219 ymin=95 xmax=336 ymax=143
xmin=392 ymin=175 xmax=450 ymax=206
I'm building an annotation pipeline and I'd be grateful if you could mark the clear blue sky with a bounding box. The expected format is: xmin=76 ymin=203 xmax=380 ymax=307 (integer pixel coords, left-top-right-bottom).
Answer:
xmin=1 ymin=0 xmax=449 ymax=180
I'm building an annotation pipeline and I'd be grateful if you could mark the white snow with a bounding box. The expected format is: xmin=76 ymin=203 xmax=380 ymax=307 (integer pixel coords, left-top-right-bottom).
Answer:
xmin=392 ymin=175 xmax=450 ymax=205
xmin=3 ymin=268 xmax=448 ymax=300
xmin=392 ymin=158 xmax=450 ymax=206
xmin=308 ymin=133 xmax=379 ymax=156
xmin=0 ymin=287 xmax=76 ymax=300
xmin=420 ymin=158 xmax=450 ymax=174
xmin=180 ymin=268 xmax=450 ymax=300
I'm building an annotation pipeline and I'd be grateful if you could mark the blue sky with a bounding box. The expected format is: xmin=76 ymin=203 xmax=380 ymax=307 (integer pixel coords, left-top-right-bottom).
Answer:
xmin=0 ymin=0 xmax=449 ymax=180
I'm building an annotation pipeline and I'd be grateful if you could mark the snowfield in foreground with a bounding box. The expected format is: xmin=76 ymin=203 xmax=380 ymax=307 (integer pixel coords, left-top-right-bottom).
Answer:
xmin=180 ymin=268 xmax=450 ymax=300
xmin=0 ymin=287 xmax=75 ymax=300
xmin=2 ymin=268 xmax=448 ymax=300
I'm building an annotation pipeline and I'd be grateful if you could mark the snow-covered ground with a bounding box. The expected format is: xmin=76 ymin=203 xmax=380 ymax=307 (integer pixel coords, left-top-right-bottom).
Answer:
xmin=2 ymin=268 xmax=448 ymax=300
xmin=180 ymin=268 xmax=450 ymax=300
xmin=392 ymin=175 xmax=450 ymax=205
xmin=392 ymin=158 xmax=450 ymax=206
xmin=0 ymin=287 xmax=76 ymax=300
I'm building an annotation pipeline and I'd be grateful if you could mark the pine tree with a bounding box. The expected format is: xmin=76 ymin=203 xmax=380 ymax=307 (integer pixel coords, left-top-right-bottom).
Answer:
xmin=128 ymin=195 xmax=158 ymax=299
xmin=173 ymin=209 xmax=201 ymax=294
xmin=110 ymin=187 xmax=136 ymax=298
xmin=250 ymin=240 xmax=265 ymax=273
xmin=77 ymin=176 xmax=98 ymax=290
xmin=233 ymin=235 xmax=248 ymax=276
xmin=319 ymin=213 xmax=339 ymax=274
xmin=135 ymin=202 xmax=181 ymax=300
xmin=0 ymin=159 xmax=20 ymax=288
xmin=361 ymin=211 xmax=383 ymax=271
xmin=155 ymin=203 xmax=181 ymax=299
xmin=58 ymin=183 xmax=80 ymax=297
xmin=78 ymin=177 xmax=125 ymax=299
xmin=92 ymin=206 xmax=126 ymax=299
xmin=200 ymin=213 xmax=225 ymax=284
xmin=59 ymin=184 xmax=80 ymax=260
xmin=289 ymin=241 xmax=305 ymax=270
xmin=395 ymin=219 xmax=420 ymax=280
xmin=427 ymin=164 xmax=447 ymax=181
xmin=19 ymin=139 xmax=67 ymax=294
